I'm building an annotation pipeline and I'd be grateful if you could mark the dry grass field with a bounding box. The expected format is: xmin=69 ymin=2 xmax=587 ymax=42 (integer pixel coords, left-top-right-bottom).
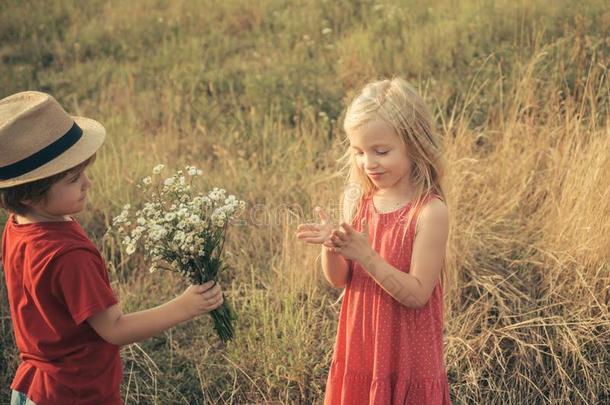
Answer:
xmin=1 ymin=0 xmax=609 ymax=403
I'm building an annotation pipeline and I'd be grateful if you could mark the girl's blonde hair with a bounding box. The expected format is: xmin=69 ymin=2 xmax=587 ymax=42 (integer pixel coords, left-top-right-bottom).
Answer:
xmin=340 ymin=77 xmax=445 ymax=231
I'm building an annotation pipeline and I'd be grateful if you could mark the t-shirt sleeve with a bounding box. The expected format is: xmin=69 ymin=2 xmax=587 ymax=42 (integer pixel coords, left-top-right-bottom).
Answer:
xmin=52 ymin=248 xmax=118 ymax=325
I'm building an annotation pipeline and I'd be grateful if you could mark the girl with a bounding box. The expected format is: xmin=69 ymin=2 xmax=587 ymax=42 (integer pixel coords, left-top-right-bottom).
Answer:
xmin=296 ymin=78 xmax=451 ymax=404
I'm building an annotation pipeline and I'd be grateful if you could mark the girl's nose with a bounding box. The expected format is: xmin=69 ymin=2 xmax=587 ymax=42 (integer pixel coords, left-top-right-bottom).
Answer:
xmin=364 ymin=154 xmax=378 ymax=169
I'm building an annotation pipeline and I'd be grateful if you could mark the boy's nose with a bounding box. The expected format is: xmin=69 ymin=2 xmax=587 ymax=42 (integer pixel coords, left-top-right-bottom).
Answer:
xmin=83 ymin=173 xmax=92 ymax=189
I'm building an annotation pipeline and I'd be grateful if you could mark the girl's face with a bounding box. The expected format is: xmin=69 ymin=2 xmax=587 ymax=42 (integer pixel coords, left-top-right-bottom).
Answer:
xmin=28 ymin=167 xmax=92 ymax=220
xmin=349 ymin=119 xmax=413 ymax=192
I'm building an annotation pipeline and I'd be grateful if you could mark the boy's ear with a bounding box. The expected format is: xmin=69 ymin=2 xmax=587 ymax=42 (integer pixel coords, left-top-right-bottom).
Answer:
xmin=20 ymin=196 xmax=44 ymax=210
xmin=19 ymin=198 xmax=35 ymax=209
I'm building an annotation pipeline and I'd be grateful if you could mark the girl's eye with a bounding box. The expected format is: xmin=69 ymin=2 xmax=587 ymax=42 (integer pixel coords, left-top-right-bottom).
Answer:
xmin=70 ymin=173 xmax=81 ymax=183
xmin=376 ymin=150 xmax=389 ymax=155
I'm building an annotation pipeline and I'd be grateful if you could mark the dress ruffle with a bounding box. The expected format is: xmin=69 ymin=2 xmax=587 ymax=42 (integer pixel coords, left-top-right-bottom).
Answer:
xmin=326 ymin=359 xmax=451 ymax=405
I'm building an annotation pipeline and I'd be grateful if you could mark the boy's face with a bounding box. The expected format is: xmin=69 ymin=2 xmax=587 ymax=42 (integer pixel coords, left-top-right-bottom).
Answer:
xmin=28 ymin=167 xmax=92 ymax=219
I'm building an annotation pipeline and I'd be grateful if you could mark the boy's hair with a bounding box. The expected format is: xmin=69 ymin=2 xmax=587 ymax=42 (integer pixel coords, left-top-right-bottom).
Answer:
xmin=0 ymin=155 xmax=96 ymax=215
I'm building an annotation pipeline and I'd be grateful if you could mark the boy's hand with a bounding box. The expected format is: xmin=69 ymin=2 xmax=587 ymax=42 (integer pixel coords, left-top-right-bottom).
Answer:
xmin=295 ymin=207 xmax=335 ymax=245
xmin=87 ymin=280 xmax=224 ymax=346
xmin=179 ymin=281 xmax=224 ymax=319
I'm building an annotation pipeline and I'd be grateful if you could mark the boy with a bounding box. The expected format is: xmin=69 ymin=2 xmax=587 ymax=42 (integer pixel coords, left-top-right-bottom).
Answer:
xmin=0 ymin=91 xmax=223 ymax=404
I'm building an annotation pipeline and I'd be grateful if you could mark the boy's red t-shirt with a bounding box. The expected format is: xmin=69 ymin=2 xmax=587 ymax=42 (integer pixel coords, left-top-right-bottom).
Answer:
xmin=2 ymin=215 xmax=123 ymax=405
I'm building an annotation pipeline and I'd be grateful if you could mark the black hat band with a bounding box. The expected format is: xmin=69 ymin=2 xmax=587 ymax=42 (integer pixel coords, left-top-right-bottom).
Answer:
xmin=0 ymin=122 xmax=83 ymax=181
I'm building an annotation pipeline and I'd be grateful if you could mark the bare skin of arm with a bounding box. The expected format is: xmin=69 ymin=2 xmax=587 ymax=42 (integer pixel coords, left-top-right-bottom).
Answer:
xmin=296 ymin=207 xmax=351 ymax=288
xmin=87 ymin=281 xmax=224 ymax=346
xmin=327 ymin=199 xmax=449 ymax=308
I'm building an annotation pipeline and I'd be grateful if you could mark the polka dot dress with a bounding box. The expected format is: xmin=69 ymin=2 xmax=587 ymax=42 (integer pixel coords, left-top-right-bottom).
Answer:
xmin=324 ymin=194 xmax=451 ymax=405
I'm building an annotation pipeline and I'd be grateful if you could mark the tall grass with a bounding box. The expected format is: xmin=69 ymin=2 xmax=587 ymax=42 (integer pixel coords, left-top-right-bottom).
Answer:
xmin=1 ymin=0 xmax=609 ymax=403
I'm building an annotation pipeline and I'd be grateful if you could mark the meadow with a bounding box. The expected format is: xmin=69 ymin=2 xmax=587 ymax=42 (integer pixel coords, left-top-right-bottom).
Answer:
xmin=1 ymin=0 xmax=609 ymax=403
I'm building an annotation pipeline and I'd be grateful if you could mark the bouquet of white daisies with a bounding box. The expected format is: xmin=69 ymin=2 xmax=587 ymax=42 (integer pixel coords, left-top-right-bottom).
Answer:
xmin=110 ymin=164 xmax=245 ymax=342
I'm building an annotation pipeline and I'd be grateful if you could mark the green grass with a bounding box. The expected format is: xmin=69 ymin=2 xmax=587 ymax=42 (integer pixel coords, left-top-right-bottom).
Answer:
xmin=1 ymin=0 xmax=609 ymax=403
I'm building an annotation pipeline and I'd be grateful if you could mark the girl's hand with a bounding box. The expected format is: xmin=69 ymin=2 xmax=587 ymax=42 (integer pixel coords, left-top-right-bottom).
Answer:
xmin=295 ymin=207 xmax=335 ymax=245
xmin=324 ymin=219 xmax=374 ymax=263
xmin=179 ymin=281 xmax=224 ymax=319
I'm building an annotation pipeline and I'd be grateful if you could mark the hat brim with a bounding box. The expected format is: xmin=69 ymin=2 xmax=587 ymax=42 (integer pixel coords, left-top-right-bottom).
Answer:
xmin=0 ymin=116 xmax=106 ymax=188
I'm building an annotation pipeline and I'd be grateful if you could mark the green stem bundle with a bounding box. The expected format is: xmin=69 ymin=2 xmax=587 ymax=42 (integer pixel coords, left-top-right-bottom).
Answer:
xmin=186 ymin=256 xmax=237 ymax=343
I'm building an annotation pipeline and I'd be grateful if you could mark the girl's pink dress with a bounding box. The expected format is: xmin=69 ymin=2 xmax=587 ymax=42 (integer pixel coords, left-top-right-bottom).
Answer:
xmin=324 ymin=194 xmax=451 ymax=405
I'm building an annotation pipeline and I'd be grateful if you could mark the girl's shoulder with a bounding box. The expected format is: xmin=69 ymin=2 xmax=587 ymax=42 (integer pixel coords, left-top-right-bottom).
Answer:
xmin=414 ymin=194 xmax=449 ymax=235
xmin=424 ymin=193 xmax=447 ymax=210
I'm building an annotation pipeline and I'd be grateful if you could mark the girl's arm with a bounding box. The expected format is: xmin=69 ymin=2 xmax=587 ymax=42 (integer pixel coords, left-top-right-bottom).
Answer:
xmin=363 ymin=199 xmax=448 ymax=308
xmin=321 ymin=246 xmax=351 ymax=288
xmin=296 ymin=207 xmax=350 ymax=288
xmin=87 ymin=282 xmax=223 ymax=346
xmin=331 ymin=198 xmax=448 ymax=308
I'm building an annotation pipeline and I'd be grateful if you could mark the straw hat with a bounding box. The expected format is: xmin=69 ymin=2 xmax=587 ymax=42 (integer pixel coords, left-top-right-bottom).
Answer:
xmin=0 ymin=91 xmax=105 ymax=188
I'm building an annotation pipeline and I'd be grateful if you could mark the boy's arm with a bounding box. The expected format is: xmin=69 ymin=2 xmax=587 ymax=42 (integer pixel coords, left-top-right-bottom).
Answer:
xmin=321 ymin=247 xmax=351 ymax=288
xmin=87 ymin=282 xmax=222 ymax=346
